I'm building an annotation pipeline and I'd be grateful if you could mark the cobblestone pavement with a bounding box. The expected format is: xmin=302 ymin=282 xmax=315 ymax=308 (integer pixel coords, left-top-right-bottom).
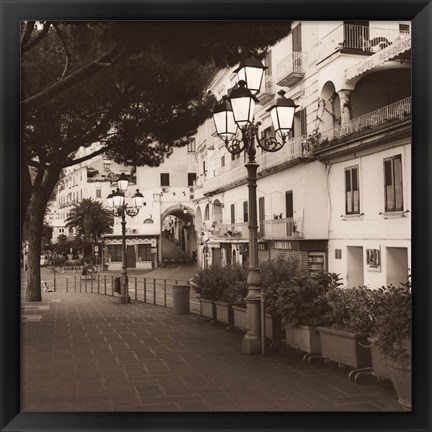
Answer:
xmin=21 ymin=292 xmax=404 ymax=412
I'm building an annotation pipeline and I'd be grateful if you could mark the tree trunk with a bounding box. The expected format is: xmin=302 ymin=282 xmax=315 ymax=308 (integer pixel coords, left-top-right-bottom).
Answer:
xmin=25 ymin=190 xmax=47 ymax=301
xmin=24 ymin=168 xmax=61 ymax=302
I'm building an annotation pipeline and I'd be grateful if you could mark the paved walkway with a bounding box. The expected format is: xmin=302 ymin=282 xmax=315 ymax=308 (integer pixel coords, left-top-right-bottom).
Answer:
xmin=21 ymin=292 xmax=404 ymax=412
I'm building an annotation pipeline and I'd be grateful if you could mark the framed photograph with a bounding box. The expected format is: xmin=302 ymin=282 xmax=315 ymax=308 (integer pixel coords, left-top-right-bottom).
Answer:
xmin=1 ymin=1 xmax=431 ymax=432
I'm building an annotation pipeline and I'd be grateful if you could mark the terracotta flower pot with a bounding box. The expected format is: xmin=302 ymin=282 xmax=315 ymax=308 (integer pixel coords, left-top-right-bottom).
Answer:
xmin=232 ymin=306 xmax=248 ymax=331
xmin=199 ymin=298 xmax=216 ymax=320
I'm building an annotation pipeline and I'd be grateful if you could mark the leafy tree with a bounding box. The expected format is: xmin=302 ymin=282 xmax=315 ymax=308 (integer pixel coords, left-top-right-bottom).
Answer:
xmin=21 ymin=21 xmax=292 ymax=301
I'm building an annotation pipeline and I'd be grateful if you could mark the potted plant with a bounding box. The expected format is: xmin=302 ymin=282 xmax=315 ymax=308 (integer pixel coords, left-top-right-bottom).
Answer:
xmin=215 ymin=264 xmax=248 ymax=326
xmin=274 ymin=270 xmax=340 ymax=355
xmin=194 ymin=265 xmax=225 ymax=321
xmin=318 ymin=285 xmax=374 ymax=370
xmin=372 ymin=280 xmax=412 ymax=409
xmin=260 ymin=255 xmax=303 ymax=343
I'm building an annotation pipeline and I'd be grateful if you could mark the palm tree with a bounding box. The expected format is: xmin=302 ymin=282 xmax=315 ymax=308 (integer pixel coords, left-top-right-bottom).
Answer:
xmin=65 ymin=198 xmax=114 ymax=257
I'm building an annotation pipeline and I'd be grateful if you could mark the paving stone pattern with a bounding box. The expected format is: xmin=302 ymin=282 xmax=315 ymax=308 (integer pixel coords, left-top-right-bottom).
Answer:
xmin=21 ymin=293 xmax=404 ymax=412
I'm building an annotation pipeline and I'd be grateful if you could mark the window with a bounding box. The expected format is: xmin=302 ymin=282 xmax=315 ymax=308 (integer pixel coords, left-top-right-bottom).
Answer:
xmin=138 ymin=244 xmax=153 ymax=261
xmin=103 ymin=161 xmax=111 ymax=170
xmin=221 ymin=156 xmax=225 ymax=167
xmin=96 ymin=189 xmax=101 ymax=198
xmin=107 ymin=245 xmax=122 ymax=262
xmin=204 ymin=204 xmax=210 ymax=220
xmin=384 ymin=155 xmax=403 ymax=211
xmin=345 ymin=166 xmax=360 ymax=214
xmin=188 ymin=173 xmax=197 ymax=186
xmin=230 ymin=204 xmax=235 ymax=224
xmin=187 ymin=139 xmax=196 ymax=153
xmin=202 ymin=161 xmax=206 ymax=176
xmin=399 ymin=23 xmax=410 ymax=34
xmin=285 ymin=191 xmax=293 ymax=218
xmin=335 ymin=249 xmax=342 ymax=259
xmin=292 ymin=23 xmax=302 ymax=52
xmin=160 ymin=173 xmax=170 ymax=187
xmin=243 ymin=201 xmax=248 ymax=222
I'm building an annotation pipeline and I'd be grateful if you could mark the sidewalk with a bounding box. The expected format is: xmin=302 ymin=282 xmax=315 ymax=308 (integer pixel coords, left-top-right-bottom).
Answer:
xmin=21 ymin=292 xmax=404 ymax=412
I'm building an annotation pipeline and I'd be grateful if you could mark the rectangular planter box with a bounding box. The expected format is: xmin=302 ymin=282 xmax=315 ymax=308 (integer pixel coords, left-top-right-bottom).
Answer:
xmin=265 ymin=314 xmax=284 ymax=342
xmin=232 ymin=306 xmax=248 ymax=331
xmin=214 ymin=301 xmax=234 ymax=325
xmin=368 ymin=337 xmax=391 ymax=380
xmin=199 ymin=299 xmax=216 ymax=320
xmin=317 ymin=327 xmax=372 ymax=369
xmin=285 ymin=325 xmax=321 ymax=354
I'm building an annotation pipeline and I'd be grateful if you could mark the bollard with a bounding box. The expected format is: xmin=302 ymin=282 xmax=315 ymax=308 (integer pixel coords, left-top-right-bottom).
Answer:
xmin=79 ymin=276 xmax=82 ymax=293
xmin=104 ymin=275 xmax=107 ymax=295
xmin=97 ymin=275 xmax=100 ymax=294
xmin=74 ymin=276 xmax=77 ymax=293
xmin=85 ymin=278 xmax=87 ymax=293
xmin=172 ymin=285 xmax=190 ymax=315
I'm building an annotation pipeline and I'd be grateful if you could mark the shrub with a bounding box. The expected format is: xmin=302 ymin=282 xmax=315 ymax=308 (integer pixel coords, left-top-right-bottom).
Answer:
xmin=275 ymin=270 xmax=341 ymax=328
xmin=260 ymin=255 xmax=304 ymax=317
xmin=372 ymin=279 xmax=412 ymax=365
xmin=194 ymin=264 xmax=248 ymax=304
xmin=324 ymin=284 xmax=381 ymax=334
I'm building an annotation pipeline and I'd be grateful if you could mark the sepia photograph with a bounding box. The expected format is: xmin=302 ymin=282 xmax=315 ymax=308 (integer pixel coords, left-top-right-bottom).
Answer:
xmin=18 ymin=19 xmax=415 ymax=414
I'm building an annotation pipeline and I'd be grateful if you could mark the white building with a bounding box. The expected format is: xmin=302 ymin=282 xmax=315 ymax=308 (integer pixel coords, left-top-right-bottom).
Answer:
xmin=192 ymin=20 xmax=411 ymax=288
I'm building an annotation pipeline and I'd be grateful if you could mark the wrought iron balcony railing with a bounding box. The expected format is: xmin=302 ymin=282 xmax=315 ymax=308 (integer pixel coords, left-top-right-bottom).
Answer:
xmin=260 ymin=217 xmax=303 ymax=239
xmin=318 ymin=24 xmax=409 ymax=62
xmin=276 ymin=52 xmax=306 ymax=87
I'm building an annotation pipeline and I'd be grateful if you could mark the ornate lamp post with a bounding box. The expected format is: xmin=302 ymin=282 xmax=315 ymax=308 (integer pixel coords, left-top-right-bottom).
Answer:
xmin=107 ymin=173 xmax=145 ymax=304
xmin=212 ymin=58 xmax=298 ymax=354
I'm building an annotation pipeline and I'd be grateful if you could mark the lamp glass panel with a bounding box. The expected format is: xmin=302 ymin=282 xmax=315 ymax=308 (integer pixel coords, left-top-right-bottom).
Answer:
xmin=213 ymin=110 xmax=236 ymax=140
xmin=107 ymin=197 xmax=114 ymax=208
xmin=270 ymin=105 xmax=295 ymax=136
xmin=231 ymin=97 xmax=255 ymax=129
xmin=244 ymin=66 xmax=264 ymax=94
xmin=112 ymin=194 xmax=125 ymax=207
xmin=118 ymin=178 xmax=128 ymax=192
xmin=132 ymin=195 xmax=144 ymax=208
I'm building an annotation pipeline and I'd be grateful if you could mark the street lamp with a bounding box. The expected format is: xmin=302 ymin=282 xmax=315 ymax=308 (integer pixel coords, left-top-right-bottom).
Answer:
xmin=107 ymin=177 xmax=145 ymax=304
xmin=212 ymin=59 xmax=298 ymax=354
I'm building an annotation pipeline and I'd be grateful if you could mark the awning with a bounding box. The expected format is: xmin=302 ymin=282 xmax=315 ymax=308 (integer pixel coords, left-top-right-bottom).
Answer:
xmin=346 ymin=35 xmax=411 ymax=81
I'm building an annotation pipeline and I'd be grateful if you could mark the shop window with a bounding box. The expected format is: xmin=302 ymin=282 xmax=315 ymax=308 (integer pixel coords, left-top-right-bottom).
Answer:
xmin=138 ymin=244 xmax=153 ymax=261
xmin=345 ymin=166 xmax=360 ymax=214
xmin=384 ymin=155 xmax=403 ymax=212
xmin=107 ymin=245 xmax=122 ymax=262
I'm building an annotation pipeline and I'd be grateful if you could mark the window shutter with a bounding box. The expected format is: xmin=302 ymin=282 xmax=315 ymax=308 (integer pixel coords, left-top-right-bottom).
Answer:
xmin=394 ymin=156 xmax=403 ymax=210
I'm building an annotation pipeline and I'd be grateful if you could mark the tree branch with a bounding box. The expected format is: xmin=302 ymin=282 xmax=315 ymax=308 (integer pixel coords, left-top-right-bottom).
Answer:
xmin=21 ymin=21 xmax=35 ymax=48
xmin=22 ymin=44 xmax=124 ymax=110
xmin=52 ymin=23 xmax=71 ymax=80
xmin=62 ymin=146 xmax=110 ymax=168
xmin=22 ymin=22 xmax=52 ymax=53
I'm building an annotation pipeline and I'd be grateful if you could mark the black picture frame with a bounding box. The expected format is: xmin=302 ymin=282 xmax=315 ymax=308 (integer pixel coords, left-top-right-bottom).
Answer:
xmin=1 ymin=1 xmax=431 ymax=431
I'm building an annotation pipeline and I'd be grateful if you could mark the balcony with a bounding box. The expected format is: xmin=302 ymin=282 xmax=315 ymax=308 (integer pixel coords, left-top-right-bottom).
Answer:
xmin=212 ymin=222 xmax=249 ymax=240
xmin=319 ymin=97 xmax=411 ymax=146
xmin=260 ymin=217 xmax=303 ymax=240
xmin=258 ymin=75 xmax=275 ymax=103
xmin=200 ymin=135 xmax=311 ymax=195
xmin=318 ymin=24 xmax=408 ymax=63
xmin=276 ymin=52 xmax=306 ymax=87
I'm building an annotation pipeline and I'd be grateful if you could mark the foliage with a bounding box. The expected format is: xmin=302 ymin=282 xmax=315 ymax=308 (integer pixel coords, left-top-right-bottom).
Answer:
xmin=260 ymin=255 xmax=303 ymax=317
xmin=65 ymin=198 xmax=114 ymax=242
xmin=324 ymin=284 xmax=382 ymax=334
xmin=194 ymin=264 xmax=247 ymax=304
xmin=274 ymin=270 xmax=342 ymax=328
xmin=372 ymin=279 xmax=412 ymax=365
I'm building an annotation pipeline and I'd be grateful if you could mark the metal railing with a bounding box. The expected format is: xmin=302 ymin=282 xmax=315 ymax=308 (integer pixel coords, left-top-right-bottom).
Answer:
xmin=276 ymin=52 xmax=306 ymax=84
xmin=50 ymin=274 xmax=201 ymax=315
xmin=260 ymin=217 xmax=303 ymax=239
xmin=200 ymin=134 xmax=309 ymax=195
xmin=320 ymin=97 xmax=411 ymax=143
xmin=318 ymin=24 xmax=408 ymax=61
xmin=212 ymin=222 xmax=249 ymax=239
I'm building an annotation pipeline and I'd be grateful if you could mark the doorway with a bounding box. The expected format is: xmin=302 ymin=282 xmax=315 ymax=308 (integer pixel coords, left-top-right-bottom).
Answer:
xmin=347 ymin=246 xmax=364 ymax=287
xmin=386 ymin=247 xmax=409 ymax=286
xmin=126 ymin=245 xmax=136 ymax=268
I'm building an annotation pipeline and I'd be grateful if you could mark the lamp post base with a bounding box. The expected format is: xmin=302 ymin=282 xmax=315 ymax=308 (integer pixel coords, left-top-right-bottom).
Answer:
xmin=120 ymin=295 xmax=131 ymax=304
xmin=242 ymin=334 xmax=261 ymax=354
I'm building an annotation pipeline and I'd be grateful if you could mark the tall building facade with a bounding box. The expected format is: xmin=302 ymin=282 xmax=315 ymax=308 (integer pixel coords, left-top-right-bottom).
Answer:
xmin=192 ymin=21 xmax=411 ymax=288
